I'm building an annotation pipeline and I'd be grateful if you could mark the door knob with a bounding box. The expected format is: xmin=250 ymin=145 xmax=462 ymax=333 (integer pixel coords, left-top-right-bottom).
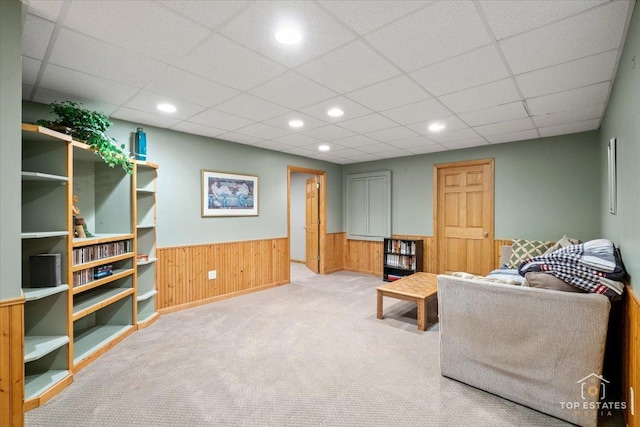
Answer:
xmin=483 ymin=231 xmax=489 ymax=237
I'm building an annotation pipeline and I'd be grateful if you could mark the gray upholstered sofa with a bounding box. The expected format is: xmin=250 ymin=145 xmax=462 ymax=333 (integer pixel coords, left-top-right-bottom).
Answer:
xmin=437 ymin=273 xmax=611 ymax=427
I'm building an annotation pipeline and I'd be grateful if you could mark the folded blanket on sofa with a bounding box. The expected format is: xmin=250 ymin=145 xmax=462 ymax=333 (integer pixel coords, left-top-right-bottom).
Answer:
xmin=518 ymin=239 xmax=626 ymax=299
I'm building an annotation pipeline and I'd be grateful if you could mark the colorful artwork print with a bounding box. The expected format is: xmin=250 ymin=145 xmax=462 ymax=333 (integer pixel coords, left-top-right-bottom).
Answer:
xmin=201 ymin=170 xmax=258 ymax=217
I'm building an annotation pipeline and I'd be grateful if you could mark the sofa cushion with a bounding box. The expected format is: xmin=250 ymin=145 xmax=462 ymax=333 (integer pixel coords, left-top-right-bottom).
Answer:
xmin=524 ymin=272 xmax=585 ymax=293
xmin=508 ymin=239 xmax=554 ymax=268
xmin=452 ymin=271 xmax=522 ymax=286
xmin=543 ymin=235 xmax=581 ymax=255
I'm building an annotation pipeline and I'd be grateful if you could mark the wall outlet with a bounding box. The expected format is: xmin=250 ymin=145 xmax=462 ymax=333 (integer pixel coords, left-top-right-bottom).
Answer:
xmin=208 ymin=270 xmax=217 ymax=280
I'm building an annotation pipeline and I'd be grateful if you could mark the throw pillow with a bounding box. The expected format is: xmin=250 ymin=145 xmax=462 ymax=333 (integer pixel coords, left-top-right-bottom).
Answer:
xmin=543 ymin=235 xmax=581 ymax=255
xmin=524 ymin=272 xmax=586 ymax=293
xmin=507 ymin=239 xmax=554 ymax=268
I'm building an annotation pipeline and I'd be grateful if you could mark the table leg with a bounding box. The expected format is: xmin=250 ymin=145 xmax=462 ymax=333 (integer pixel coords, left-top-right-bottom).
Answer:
xmin=377 ymin=290 xmax=383 ymax=319
xmin=417 ymin=298 xmax=426 ymax=331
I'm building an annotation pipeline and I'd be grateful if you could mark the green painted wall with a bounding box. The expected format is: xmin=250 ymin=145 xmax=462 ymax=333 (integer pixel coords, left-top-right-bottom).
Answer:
xmin=600 ymin=3 xmax=640 ymax=289
xmin=0 ymin=0 xmax=22 ymax=300
xmin=344 ymin=131 xmax=601 ymax=242
xmin=23 ymin=101 xmax=344 ymax=248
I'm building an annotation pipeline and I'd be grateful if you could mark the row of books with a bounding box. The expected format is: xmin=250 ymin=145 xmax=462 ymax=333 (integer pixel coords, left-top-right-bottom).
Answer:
xmin=73 ymin=264 xmax=113 ymax=287
xmin=386 ymin=240 xmax=416 ymax=255
xmin=385 ymin=254 xmax=416 ymax=270
xmin=72 ymin=240 xmax=132 ymax=265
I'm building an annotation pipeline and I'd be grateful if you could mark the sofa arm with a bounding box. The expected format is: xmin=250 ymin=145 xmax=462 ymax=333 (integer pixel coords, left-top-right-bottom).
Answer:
xmin=437 ymin=274 xmax=611 ymax=427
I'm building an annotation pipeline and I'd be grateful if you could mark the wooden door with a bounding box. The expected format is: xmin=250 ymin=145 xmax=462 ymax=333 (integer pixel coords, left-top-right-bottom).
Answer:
xmin=305 ymin=176 xmax=320 ymax=273
xmin=435 ymin=159 xmax=494 ymax=275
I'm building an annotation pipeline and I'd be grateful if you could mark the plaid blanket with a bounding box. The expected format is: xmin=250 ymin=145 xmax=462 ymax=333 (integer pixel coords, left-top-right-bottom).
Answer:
xmin=518 ymin=239 xmax=626 ymax=299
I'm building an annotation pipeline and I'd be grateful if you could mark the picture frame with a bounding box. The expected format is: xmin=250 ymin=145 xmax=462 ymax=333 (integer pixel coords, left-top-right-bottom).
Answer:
xmin=201 ymin=170 xmax=258 ymax=217
xmin=608 ymin=137 xmax=616 ymax=215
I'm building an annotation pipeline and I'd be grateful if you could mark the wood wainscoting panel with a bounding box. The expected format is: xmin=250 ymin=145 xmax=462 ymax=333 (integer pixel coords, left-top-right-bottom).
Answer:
xmin=344 ymin=239 xmax=383 ymax=276
xmin=494 ymin=239 xmax=512 ymax=268
xmin=392 ymin=235 xmax=436 ymax=273
xmin=0 ymin=297 xmax=24 ymax=427
xmin=626 ymin=286 xmax=639 ymax=427
xmin=157 ymin=238 xmax=289 ymax=312
xmin=324 ymin=232 xmax=345 ymax=274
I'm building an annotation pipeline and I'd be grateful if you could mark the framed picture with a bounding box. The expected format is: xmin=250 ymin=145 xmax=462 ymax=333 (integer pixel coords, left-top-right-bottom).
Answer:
xmin=201 ymin=170 xmax=258 ymax=217
xmin=608 ymin=137 xmax=616 ymax=215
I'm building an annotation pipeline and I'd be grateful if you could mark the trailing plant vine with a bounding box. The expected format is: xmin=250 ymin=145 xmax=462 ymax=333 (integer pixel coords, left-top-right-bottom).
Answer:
xmin=37 ymin=101 xmax=133 ymax=174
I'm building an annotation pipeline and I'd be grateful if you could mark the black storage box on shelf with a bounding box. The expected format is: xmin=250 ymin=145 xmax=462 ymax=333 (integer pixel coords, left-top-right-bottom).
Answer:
xmin=28 ymin=253 xmax=62 ymax=287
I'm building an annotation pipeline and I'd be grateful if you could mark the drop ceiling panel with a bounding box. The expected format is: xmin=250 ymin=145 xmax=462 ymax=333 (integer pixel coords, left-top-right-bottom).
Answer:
xmin=170 ymin=122 xmax=227 ymax=139
xmin=428 ymin=128 xmax=482 ymax=143
xmin=405 ymin=144 xmax=448 ymax=154
xmin=160 ymin=1 xmax=250 ymax=30
xmin=516 ymin=50 xmax=618 ymax=98
xmin=39 ymin=64 xmax=139 ymax=105
xmin=178 ymin=35 xmax=286 ymax=91
xmin=219 ymin=1 xmax=356 ymax=68
xmin=439 ymin=78 xmax=521 ymax=114
xmin=22 ymin=57 xmax=42 ymax=87
xmin=389 ymin=136 xmax=438 ymax=149
xmin=500 ymin=1 xmax=631 ymax=74
xmin=123 ymin=90 xmax=206 ymax=121
xmin=49 ymin=29 xmax=166 ymax=88
xmin=380 ymin=99 xmax=451 ymax=125
xmin=296 ymin=41 xmax=400 ymax=93
xmin=337 ymin=113 xmax=397 ymax=133
xmin=145 ymin=67 xmax=240 ymax=109
xmin=526 ymin=82 xmax=610 ymax=116
xmin=32 ymin=87 xmax=119 ymax=115
xmin=300 ymin=96 xmax=373 ymax=123
xmin=533 ymin=103 xmax=605 ymax=128
xmin=214 ymin=93 xmax=290 ymax=121
xmin=272 ymin=134 xmax=322 ymax=147
xmin=234 ymin=123 xmax=291 ymax=140
xmin=22 ymin=15 xmax=54 ymax=60
xmin=318 ymin=1 xmax=430 ymax=35
xmin=254 ymin=140 xmax=296 ymax=151
xmin=305 ymin=125 xmax=356 ymax=141
xmin=341 ymin=153 xmax=383 ymax=162
xmin=27 ymin=0 xmax=64 ymax=22
xmin=23 ymin=85 xmax=34 ymax=99
xmin=365 ymin=1 xmax=491 ymax=72
xmin=410 ymin=44 xmax=510 ymax=96
xmin=474 ymin=117 xmax=536 ymax=137
xmin=217 ymin=132 xmax=264 ymax=145
xmin=480 ymin=0 xmax=608 ymax=40
xmin=366 ymin=126 xmax=419 ymax=143
xmin=406 ymin=115 xmax=468 ymax=136
xmin=441 ymin=138 xmax=489 ymax=150
xmin=188 ymin=109 xmax=254 ymax=131
xmin=262 ymin=111 xmax=327 ymax=131
xmin=486 ymin=129 xmax=539 ymax=144
xmin=458 ymin=101 xmax=529 ymax=127
xmin=538 ymin=118 xmax=601 ymax=138
xmin=249 ymin=71 xmax=337 ymax=109
xmin=63 ymin=0 xmax=210 ymax=63
xmin=355 ymin=143 xmax=397 ymax=154
xmin=111 ymin=107 xmax=181 ymax=129
xmin=345 ymin=76 xmax=430 ymax=111
xmin=332 ymin=134 xmax=380 ymax=148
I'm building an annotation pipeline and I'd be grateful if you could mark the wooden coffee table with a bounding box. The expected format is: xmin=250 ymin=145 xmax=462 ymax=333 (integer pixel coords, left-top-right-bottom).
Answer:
xmin=376 ymin=272 xmax=438 ymax=331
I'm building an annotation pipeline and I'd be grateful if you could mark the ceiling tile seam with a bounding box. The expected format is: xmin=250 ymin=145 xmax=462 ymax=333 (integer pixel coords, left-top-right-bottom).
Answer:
xmin=312 ymin=0 xmax=436 ymax=39
xmin=489 ymin=0 xmax=624 ymax=43
xmin=537 ymin=117 xmax=603 ymax=132
xmin=28 ymin=2 xmax=72 ymax=103
xmin=511 ymin=47 xmax=621 ymax=80
xmin=595 ymin=0 xmax=636 ymax=130
xmin=155 ymin=0 xmax=253 ymax=34
xmin=473 ymin=0 xmax=539 ymax=139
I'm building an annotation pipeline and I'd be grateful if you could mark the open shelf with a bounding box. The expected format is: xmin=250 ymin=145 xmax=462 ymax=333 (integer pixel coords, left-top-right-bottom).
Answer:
xmin=72 ymin=268 xmax=134 ymax=294
xmin=136 ymin=224 xmax=155 ymax=229
xmin=23 ymin=285 xmax=68 ymax=302
xmin=136 ymin=188 xmax=155 ymax=194
xmin=21 ymin=231 xmax=68 ymax=239
xmin=73 ymin=233 xmax=135 ymax=248
xmin=72 ymin=252 xmax=134 ymax=271
xmin=137 ymin=289 xmax=157 ymax=302
xmin=137 ymin=257 xmax=157 ymax=266
xmin=24 ymin=370 xmax=71 ymax=401
xmin=73 ymin=325 xmax=134 ymax=366
xmin=24 ymin=336 xmax=69 ymax=363
xmin=73 ymin=287 xmax=134 ymax=320
xmin=22 ymin=171 xmax=69 ymax=183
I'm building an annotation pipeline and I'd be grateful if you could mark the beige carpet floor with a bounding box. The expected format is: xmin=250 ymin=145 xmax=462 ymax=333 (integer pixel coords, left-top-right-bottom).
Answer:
xmin=25 ymin=265 xmax=619 ymax=426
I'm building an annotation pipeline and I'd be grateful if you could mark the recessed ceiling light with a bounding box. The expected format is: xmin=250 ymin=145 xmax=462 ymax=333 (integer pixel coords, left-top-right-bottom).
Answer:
xmin=275 ymin=27 xmax=301 ymax=45
xmin=289 ymin=119 xmax=304 ymax=128
xmin=428 ymin=122 xmax=445 ymax=132
xmin=318 ymin=145 xmax=330 ymax=152
xmin=327 ymin=108 xmax=344 ymax=117
xmin=157 ymin=103 xmax=176 ymax=113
